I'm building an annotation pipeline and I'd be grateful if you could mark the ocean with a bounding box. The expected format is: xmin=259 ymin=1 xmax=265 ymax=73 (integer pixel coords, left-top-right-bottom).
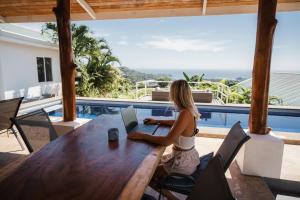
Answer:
xmin=141 ymin=69 xmax=252 ymax=80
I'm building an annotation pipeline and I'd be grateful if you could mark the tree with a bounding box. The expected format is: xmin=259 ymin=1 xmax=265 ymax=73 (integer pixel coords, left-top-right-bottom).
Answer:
xmin=229 ymin=85 xmax=251 ymax=104
xmin=157 ymin=76 xmax=172 ymax=88
xmin=42 ymin=23 xmax=131 ymax=97
xmin=268 ymin=96 xmax=283 ymax=105
xmin=183 ymin=72 xmax=205 ymax=87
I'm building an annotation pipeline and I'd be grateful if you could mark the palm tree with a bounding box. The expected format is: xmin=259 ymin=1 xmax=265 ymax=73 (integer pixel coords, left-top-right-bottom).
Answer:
xmin=42 ymin=23 xmax=128 ymax=97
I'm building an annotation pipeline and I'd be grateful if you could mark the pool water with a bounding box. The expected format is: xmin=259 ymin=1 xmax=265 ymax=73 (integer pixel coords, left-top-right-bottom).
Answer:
xmin=48 ymin=103 xmax=300 ymax=133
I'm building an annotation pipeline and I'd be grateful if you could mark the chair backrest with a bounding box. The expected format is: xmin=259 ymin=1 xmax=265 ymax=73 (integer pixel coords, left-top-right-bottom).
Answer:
xmin=187 ymin=155 xmax=235 ymax=200
xmin=216 ymin=121 xmax=250 ymax=171
xmin=11 ymin=109 xmax=58 ymax=153
xmin=0 ymin=97 xmax=23 ymax=131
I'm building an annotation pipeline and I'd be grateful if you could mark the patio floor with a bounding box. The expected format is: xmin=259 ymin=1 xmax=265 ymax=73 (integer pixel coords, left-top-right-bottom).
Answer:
xmin=0 ymin=131 xmax=299 ymax=199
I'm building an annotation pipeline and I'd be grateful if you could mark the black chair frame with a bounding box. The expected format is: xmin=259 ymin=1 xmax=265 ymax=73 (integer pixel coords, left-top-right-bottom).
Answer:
xmin=0 ymin=97 xmax=24 ymax=150
xmin=158 ymin=121 xmax=250 ymax=196
xmin=11 ymin=109 xmax=57 ymax=153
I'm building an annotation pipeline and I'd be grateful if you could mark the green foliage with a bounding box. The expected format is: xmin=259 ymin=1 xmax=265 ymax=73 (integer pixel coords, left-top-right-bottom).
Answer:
xmin=190 ymin=74 xmax=205 ymax=82
xmin=229 ymin=85 xmax=251 ymax=104
xmin=157 ymin=76 xmax=172 ymax=88
xmin=119 ymin=66 xmax=170 ymax=84
xmin=269 ymin=96 xmax=283 ymax=105
xmin=183 ymin=72 xmax=205 ymax=87
xmin=220 ymin=79 xmax=239 ymax=87
xmin=183 ymin=72 xmax=205 ymax=83
xmin=183 ymin=72 xmax=191 ymax=82
xmin=42 ymin=23 xmax=132 ymax=98
xmin=228 ymin=85 xmax=283 ymax=105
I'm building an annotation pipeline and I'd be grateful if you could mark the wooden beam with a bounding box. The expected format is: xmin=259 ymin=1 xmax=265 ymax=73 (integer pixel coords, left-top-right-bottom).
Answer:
xmin=76 ymin=0 xmax=96 ymax=19
xmin=249 ymin=0 xmax=277 ymax=134
xmin=53 ymin=0 xmax=76 ymax=122
xmin=202 ymin=0 xmax=207 ymax=15
xmin=2 ymin=1 xmax=300 ymax=22
xmin=0 ymin=15 xmax=5 ymax=23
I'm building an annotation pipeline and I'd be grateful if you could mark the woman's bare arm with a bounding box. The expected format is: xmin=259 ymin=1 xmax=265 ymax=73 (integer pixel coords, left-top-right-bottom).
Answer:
xmin=144 ymin=118 xmax=175 ymax=126
xmin=157 ymin=119 xmax=175 ymax=126
xmin=128 ymin=110 xmax=190 ymax=146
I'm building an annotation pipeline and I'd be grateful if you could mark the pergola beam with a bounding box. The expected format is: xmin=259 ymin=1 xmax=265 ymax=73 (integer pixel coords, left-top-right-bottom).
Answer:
xmin=1 ymin=0 xmax=299 ymax=23
xmin=76 ymin=0 xmax=96 ymax=20
xmin=53 ymin=0 xmax=76 ymax=121
xmin=249 ymin=0 xmax=277 ymax=134
xmin=202 ymin=0 xmax=208 ymax=15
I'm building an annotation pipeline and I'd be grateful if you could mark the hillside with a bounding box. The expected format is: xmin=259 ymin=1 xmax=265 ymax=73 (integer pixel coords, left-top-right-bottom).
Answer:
xmin=119 ymin=66 xmax=171 ymax=83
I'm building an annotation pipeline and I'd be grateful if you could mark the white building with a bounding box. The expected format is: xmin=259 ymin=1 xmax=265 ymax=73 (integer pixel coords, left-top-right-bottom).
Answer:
xmin=0 ymin=23 xmax=61 ymax=101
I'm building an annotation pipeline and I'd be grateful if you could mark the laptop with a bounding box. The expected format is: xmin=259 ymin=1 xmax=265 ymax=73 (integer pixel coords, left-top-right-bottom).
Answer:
xmin=121 ymin=106 xmax=159 ymax=135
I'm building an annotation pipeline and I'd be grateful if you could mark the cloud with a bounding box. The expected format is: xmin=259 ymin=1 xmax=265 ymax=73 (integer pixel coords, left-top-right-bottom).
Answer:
xmin=273 ymin=45 xmax=289 ymax=49
xmin=93 ymin=32 xmax=110 ymax=38
xmin=117 ymin=40 xmax=129 ymax=45
xmin=117 ymin=35 xmax=129 ymax=45
xmin=143 ymin=36 xmax=229 ymax=52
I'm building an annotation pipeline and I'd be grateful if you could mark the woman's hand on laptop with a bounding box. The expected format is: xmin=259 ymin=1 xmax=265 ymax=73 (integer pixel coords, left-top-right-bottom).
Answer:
xmin=127 ymin=132 xmax=144 ymax=140
xmin=143 ymin=118 xmax=157 ymax=125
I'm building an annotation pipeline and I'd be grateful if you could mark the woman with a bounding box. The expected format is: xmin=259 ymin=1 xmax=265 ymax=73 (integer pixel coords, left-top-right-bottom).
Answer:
xmin=128 ymin=79 xmax=200 ymax=177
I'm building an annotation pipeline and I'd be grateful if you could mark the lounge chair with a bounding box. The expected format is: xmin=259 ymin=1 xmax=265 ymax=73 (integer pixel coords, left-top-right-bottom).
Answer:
xmin=157 ymin=121 xmax=250 ymax=196
xmin=192 ymin=90 xmax=213 ymax=103
xmin=152 ymin=90 xmax=170 ymax=101
xmin=0 ymin=97 xmax=24 ymax=150
xmin=152 ymin=89 xmax=213 ymax=103
xmin=11 ymin=109 xmax=58 ymax=153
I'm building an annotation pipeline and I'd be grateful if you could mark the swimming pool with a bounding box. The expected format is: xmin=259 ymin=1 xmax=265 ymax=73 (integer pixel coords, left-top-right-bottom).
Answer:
xmin=48 ymin=101 xmax=300 ymax=133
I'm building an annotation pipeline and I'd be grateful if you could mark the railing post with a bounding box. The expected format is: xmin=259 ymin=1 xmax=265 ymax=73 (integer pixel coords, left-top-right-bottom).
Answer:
xmin=135 ymin=82 xmax=138 ymax=99
xmin=144 ymin=82 xmax=147 ymax=97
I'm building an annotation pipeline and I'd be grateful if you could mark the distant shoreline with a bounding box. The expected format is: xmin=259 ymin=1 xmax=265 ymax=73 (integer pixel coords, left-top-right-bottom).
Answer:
xmin=132 ymin=69 xmax=300 ymax=81
xmin=140 ymin=69 xmax=252 ymax=80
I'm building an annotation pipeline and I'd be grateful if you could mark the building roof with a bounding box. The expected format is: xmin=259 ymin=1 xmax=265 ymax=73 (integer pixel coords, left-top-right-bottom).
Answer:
xmin=0 ymin=0 xmax=299 ymax=23
xmin=0 ymin=23 xmax=57 ymax=49
xmin=238 ymin=72 xmax=300 ymax=106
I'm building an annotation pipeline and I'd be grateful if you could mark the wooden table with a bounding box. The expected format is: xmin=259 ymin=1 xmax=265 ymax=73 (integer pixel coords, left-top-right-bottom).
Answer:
xmin=0 ymin=114 xmax=170 ymax=200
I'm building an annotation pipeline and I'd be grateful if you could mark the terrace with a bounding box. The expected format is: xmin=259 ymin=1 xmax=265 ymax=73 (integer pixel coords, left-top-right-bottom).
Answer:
xmin=0 ymin=0 xmax=300 ymax=200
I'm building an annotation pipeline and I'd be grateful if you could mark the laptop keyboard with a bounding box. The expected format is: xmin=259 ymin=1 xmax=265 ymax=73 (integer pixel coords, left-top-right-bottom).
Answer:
xmin=133 ymin=124 xmax=158 ymax=135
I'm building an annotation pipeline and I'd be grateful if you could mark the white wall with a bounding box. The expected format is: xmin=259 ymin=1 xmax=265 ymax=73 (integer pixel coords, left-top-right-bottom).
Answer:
xmin=0 ymin=40 xmax=61 ymax=100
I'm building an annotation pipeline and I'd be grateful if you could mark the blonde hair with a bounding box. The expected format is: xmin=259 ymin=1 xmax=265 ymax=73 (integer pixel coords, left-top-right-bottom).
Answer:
xmin=169 ymin=80 xmax=200 ymax=119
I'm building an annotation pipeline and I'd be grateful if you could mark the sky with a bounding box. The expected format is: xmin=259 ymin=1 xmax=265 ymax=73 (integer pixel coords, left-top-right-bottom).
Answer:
xmin=18 ymin=11 xmax=300 ymax=72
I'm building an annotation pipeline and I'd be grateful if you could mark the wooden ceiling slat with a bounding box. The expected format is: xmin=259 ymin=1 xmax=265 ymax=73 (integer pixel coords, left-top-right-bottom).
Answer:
xmin=0 ymin=0 xmax=299 ymax=22
xmin=92 ymin=2 xmax=202 ymax=12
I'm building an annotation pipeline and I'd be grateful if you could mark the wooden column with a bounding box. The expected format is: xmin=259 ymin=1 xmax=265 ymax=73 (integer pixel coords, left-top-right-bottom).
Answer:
xmin=249 ymin=0 xmax=277 ymax=134
xmin=53 ymin=0 xmax=76 ymax=121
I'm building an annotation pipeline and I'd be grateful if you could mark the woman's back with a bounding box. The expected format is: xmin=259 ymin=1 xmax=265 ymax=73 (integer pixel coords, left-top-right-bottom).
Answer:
xmin=177 ymin=109 xmax=197 ymax=137
xmin=173 ymin=109 xmax=197 ymax=150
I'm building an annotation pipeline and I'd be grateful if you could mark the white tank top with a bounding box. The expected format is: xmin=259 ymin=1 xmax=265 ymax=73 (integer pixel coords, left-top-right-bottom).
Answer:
xmin=174 ymin=135 xmax=195 ymax=150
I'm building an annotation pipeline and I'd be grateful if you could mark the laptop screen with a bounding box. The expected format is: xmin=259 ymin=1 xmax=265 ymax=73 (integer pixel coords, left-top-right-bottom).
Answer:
xmin=121 ymin=106 xmax=138 ymax=132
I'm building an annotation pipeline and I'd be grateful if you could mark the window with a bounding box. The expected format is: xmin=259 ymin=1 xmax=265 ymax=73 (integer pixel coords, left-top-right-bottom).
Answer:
xmin=36 ymin=57 xmax=53 ymax=82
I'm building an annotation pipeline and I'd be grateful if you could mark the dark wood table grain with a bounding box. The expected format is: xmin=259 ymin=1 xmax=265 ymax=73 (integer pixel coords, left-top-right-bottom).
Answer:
xmin=0 ymin=114 xmax=170 ymax=200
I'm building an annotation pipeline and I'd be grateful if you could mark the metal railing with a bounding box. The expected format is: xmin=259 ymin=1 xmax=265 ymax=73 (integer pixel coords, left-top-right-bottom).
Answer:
xmin=135 ymin=80 xmax=230 ymax=104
